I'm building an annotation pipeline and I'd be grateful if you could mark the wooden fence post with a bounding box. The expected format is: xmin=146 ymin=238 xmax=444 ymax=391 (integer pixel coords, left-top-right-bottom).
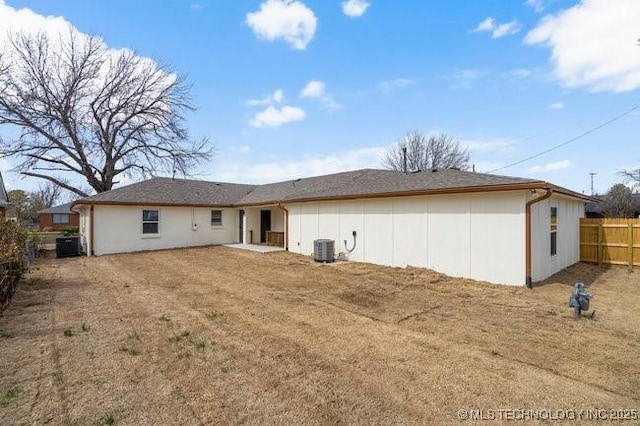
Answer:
xmin=597 ymin=222 xmax=603 ymax=267
xmin=630 ymin=222 xmax=634 ymax=271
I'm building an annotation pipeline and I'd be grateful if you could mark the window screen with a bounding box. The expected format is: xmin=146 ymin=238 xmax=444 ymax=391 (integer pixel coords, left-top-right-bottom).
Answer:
xmin=142 ymin=209 xmax=159 ymax=234
xmin=211 ymin=210 xmax=222 ymax=226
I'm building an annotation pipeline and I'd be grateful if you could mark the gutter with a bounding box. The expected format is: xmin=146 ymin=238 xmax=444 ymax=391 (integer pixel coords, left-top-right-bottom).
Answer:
xmin=277 ymin=204 xmax=289 ymax=251
xmin=525 ymin=188 xmax=553 ymax=289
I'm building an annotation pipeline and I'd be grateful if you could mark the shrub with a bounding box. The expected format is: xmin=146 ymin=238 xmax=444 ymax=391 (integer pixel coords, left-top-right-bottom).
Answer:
xmin=0 ymin=221 xmax=29 ymax=313
xmin=0 ymin=221 xmax=28 ymax=263
xmin=61 ymin=226 xmax=79 ymax=236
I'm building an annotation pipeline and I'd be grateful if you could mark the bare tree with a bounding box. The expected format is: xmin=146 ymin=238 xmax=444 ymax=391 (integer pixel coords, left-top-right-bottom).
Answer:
xmin=0 ymin=28 xmax=213 ymax=196
xmin=30 ymin=181 xmax=65 ymax=213
xmin=618 ymin=167 xmax=640 ymax=192
xmin=600 ymin=183 xmax=637 ymax=218
xmin=382 ymin=132 xmax=470 ymax=172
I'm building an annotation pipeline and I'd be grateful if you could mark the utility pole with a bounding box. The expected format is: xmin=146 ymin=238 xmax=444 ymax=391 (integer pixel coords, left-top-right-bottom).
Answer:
xmin=589 ymin=172 xmax=597 ymax=196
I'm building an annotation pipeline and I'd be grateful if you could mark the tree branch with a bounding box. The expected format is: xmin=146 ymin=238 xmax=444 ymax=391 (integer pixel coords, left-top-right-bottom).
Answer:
xmin=21 ymin=172 xmax=88 ymax=197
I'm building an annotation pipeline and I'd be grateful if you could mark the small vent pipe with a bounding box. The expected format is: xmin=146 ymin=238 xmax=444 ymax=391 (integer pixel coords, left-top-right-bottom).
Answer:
xmin=403 ymin=147 xmax=408 ymax=174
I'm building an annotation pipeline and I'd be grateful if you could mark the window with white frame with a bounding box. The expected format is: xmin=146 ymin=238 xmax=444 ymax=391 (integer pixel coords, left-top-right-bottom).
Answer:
xmin=52 ymin=213 xmax=70 ymax=224
xmin=211 ymin=210 xmax=222 ymax=227
xmin=550 ymin=206 xmax=557 ymax=256
xmin=142 ymin=209 xmax=159 ymax=234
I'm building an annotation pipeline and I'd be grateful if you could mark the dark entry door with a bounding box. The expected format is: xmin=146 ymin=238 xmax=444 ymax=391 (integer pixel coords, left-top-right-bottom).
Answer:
xmin=260 ymin=210 xmax=271 ymax=243
xmin=239 ymin=210 xmax=244 ymax=243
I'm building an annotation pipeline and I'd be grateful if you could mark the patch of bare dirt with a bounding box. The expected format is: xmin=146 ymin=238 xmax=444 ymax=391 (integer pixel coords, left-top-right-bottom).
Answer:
xmin=0 ymin=247 xmax=638 ymax=425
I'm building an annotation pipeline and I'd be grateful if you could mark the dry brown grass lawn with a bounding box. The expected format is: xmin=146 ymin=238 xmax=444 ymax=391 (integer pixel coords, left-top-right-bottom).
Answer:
xmin=0 ymin=246 xmax=638 ymax=425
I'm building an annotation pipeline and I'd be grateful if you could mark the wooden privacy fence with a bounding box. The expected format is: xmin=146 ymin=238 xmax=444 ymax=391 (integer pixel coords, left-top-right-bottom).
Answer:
xmin=580 ymin=218 xmax=640 ymax=268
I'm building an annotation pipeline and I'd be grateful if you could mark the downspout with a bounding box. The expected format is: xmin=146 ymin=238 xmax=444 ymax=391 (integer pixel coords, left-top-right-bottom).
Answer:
xmin=90 ymin=204 xmax=95 ymax=256
xmin=277 ymin=204 xmax=289 ymax=251
xmin=525 ymin=188 xmax=552 ymax=289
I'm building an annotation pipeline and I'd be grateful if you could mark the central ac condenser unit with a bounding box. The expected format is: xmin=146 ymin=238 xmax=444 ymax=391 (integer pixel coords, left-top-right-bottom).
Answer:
xmin=313 ymin=239 xmax=335 ymax=263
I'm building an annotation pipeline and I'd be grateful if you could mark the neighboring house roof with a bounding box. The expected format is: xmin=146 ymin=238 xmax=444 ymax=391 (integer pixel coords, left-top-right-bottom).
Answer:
xmin=75 ymin=177 xmax=258 ymax=207
xmin=585 ymin=201 xmax=602 ymax=215
xmin=74 ymin=168 xmax=591 ymax=208
xmin=37 ymin=202 xmax=78 ymax=215
xmin=0 ymin=170 xmax=9 ymax=207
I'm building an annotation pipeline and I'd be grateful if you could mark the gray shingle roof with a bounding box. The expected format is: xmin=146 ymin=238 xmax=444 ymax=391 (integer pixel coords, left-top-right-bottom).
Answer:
xmin=76 ymin=177 xmax=257 ymax=206
xmin=37 ymin=202 xmax=77 ymax=215
xmin=236 ymin=168 xmax=543 ymax=205
xmin=74 ymin=168 xmax=589 ymax=208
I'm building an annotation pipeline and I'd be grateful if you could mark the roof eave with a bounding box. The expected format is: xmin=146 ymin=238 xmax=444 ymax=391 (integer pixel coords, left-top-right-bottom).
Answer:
xmin=236 ymin=181 xmax=550 ymax=207
xmin=547 ymin=184 xmax=594 ymax=202
xmin=72 ymin=200 xmax=238 ymax=208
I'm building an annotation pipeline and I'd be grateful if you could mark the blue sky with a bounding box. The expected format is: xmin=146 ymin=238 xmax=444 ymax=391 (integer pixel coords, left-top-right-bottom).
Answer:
xmin=0 ymin=0 xmax=639 ymax=196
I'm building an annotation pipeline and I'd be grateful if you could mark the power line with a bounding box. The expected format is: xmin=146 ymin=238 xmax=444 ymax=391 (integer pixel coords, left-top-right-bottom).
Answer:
xmin=489 ymin=104 xmax=640 ymax=173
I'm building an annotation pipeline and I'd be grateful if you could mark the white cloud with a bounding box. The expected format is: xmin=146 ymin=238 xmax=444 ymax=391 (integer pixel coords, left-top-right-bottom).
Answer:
xmin=525 ymin=0 xmax=640 ymax=92
xmin=548 ymin=102 xmax=565 ymax=110
xmin=190 ymin=3 xmax=205 ymax=10
xmin=246 ymin=0 xmax=317 ymax=50
xmin=448 ymin=69 xmax=482 ymax=90
xmin=250 ymin=105 xmax=306 ymax=128
xmin=475 ymin=17 xmax=495 ymax=32
xmin=209 ymin=146 xmax=386 ymax=184
xmin=272 ymin=89 xmax=285 ymax=103
xmin=342 ymin=0 xmax=370 ymax=18
xmin=300 ymin=80 xmax=325 ymax=98
xmin=473 ymin=17 xmax=520 ymax=39
xmin=493 ymin=21 xmax=520 ymax=38
xmin=247 ymin=89 xmax=285 ymax=106
xmin=527 ymin=160 xmax=571 ymax=173
xmin=299 ymin=80 xmax=342 ymax=111
xmin=378 ymin=78 xmax=415 ymax=94
xmin=525 ymin=0 xmax=544 ymax=13
xmin=0 ymin=1 xmax=68 ymax=38
xmin=511 ymin=68 xmax=534 ymax=79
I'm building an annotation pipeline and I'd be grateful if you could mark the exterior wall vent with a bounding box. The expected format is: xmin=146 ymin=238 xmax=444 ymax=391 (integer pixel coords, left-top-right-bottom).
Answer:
xmin=314 ymin=239 xmax=335 ymax=263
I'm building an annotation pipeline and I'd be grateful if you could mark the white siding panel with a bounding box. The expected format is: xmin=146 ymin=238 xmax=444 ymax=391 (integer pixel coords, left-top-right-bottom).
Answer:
xmin=78 ymin=206 xmax=90 ymax=255
xmin=271 ymin=208 xmax=285 ymax=233
xmin=392 ymin=197 xmax=429 ymax=268
xmin=427 ymin=195 xmax=471 ymax=279
xmin=363 ymin=200 xmax=393 ymax=266
xmin=288 ymin=204 xmax=302 ymax=250
xmin=336 ymin=201 xmax=365 ymax=261
xmin=469 ymin=192 xmax=525 ymax=285
xmin=92 ymin=205 xmax=238 ymax=255
xmin=299 ymin=203 xmax=319 ymax=256
xmin=318 ymin=203 xmax=340 ymax=242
